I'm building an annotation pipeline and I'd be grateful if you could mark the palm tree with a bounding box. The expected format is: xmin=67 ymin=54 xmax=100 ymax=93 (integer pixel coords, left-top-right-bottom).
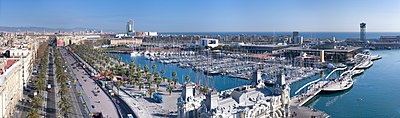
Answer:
xmin=201 ymin=86 xmax=209 ymax=95
xmin=129 ymin=76 xmax=135 ymax=86
xmin=109 ymin=73 xmax=114 ymax=81
xmin=59 ymin=96 xmax=72 ymax=117
xmin=135 ymin=72 xmax=141 ymax=84
xmin=27 ymin=107 xmax=39 ymax=118
xmin=167 ymin=78 xmax=172 ymax=86
xmin=148 ymin=79 xmax=154 ymax=90
xmin=146 ymin=74 xmax=151 ymax=82
xmin=138 ymin=82 xmax=144 ymax=91
xmin=172 ymin=71 xmax=177 ymax=79
xmin=173 ymin=78 xmax=178 ymax=87
xmin=130 ymin=60 xmax=136 ymax=74
xmin=83 ymin=101 xmax=87 ymax=109
xmin=137 ymin=64 xmax=142 ymax=73
xmin=167 ymin=86 xmax=174 ymax=95
xmin=144 ymin=65 xmax=149 ymax=74
xmin=153 ymin=72 xmax=160 ymax=78
xmin=156 ymin=78 xmax=162 ymax=90
xmin=116 ymin=80 xmax=124 ymax=95
xmin=148 ymin=88 xmax=155 ymax=98
xmin=172 ymin=71 xmax=177 ymax=86
xmin=185 ymin=75 xmax=190 ymax=83
xmin=152 ymin=64 xmax=157 ymax=73
xmin=162 ymin=76 xmax=167 ymax=82
xmin=160 ymin=70 xmax=165 ymax=77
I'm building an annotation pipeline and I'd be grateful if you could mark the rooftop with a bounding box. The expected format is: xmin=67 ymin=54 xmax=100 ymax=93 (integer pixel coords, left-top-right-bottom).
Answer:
xmin=0 ymin=59 xmax=16 ymax=75
xmin=285 ymin=46 xmax=362 ymax=53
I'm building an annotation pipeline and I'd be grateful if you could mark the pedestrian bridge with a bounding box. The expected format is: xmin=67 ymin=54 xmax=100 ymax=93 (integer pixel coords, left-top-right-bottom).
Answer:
xmin=294 ymin=67 xmax=347 ymax=95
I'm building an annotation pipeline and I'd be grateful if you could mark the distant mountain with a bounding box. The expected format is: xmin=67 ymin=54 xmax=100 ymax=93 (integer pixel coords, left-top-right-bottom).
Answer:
xmin=0 ymin=26 xmax=99 ymax=33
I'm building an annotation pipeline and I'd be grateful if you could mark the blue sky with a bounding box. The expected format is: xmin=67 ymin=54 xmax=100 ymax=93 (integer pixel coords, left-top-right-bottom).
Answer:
xmin=0 ymin=0 xmax=399 ymax=32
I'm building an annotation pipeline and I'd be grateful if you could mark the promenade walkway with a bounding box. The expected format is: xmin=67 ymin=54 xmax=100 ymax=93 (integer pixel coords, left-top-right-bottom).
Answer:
xmin=63 ymin=48 xmax=120 ymax=118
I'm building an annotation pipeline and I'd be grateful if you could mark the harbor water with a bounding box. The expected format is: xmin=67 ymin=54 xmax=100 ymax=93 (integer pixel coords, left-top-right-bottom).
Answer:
xmin=306 ymin=50 xmax=400 ymax=118
xmin=118 ymin=50 xmax=400 ymax=117
xmin=118 ymin=54 xmax=250 ymax=91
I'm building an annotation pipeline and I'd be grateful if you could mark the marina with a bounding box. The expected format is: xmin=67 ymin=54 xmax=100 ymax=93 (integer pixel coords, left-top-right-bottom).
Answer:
xmin=124 ymin=50 xmax=323 ymax=85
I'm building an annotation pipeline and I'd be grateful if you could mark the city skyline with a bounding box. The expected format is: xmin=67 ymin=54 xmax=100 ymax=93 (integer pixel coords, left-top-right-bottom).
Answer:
xmin=1 ymin=0 xmax=400 ymax=32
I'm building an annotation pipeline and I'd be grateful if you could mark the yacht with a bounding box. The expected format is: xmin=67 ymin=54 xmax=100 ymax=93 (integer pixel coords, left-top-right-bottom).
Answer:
xmin=130 ymin=46 xmax=141 ymax=57
xmin=130 ymin=51 xmax=140 ymax=57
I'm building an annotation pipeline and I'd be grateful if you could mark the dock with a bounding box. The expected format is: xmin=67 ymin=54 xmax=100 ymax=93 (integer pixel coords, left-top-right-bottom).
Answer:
xmin=289 ymin=53 xmax=378 ymax=117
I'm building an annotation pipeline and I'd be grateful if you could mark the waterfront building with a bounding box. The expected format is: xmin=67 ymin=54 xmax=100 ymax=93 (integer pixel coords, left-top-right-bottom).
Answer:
xmin=0 ymin=59 xmax=23 ymax=118
xmin=360 ymin=22 xmax=366 ymax=41
xmin=200 ymin=38 xmax=219 ymax=48
xmin=378 ymin=36 xmax=400 ymax=43
xmin=240 ymin=44 xmax=289 ymax=54
xmin=230 ymin=42 xmax=245 ymax=47
xmin=127 ymin=19 xmax=135 ymax=36
xmin=56 ymin=35 xmax=101 ymax=46
xmin=109 ymin=38 xmax=142 ymax=46
xmin=285 ymin=46 xmax=362 ymax=64
xmin=365 ymin=36 xmax=400 ymax=49
xmin=136 ymin=32 xmax=158 ymax=37
xmin=177 ymin=72 xmax=290 ymax=118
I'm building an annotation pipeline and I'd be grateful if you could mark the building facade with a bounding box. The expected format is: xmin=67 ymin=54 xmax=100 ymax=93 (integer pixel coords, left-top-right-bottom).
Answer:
xmin=177 ymin=72 xmax=290 ymax=118
xmin=8 ymin=48 xmax=34 ymax=88
xmin=200 ymin=38 xmax=219 ymax=48
xmin=0 ymin=59 xmax=23 ymax=118
xmin=109 ymin=38 xmax=142 ymax=46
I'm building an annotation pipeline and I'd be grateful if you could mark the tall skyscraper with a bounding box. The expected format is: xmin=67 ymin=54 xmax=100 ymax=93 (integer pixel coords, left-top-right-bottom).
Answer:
xmin=291 ymin=31 xmax=299 ymax=44
xmin=360 ymin=22 xmax=366 ymax=40
xmin=127 ymin=19 xmax=134 ymax=35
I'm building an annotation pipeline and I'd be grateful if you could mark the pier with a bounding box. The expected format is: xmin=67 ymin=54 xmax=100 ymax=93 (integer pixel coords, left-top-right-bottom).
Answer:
xmin=289 ymin=53 xmax=378 ymax=117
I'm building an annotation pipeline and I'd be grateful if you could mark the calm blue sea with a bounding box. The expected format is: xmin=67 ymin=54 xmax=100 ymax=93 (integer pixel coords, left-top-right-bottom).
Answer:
xmin=160 ymin=32 xmax=400 ymax=40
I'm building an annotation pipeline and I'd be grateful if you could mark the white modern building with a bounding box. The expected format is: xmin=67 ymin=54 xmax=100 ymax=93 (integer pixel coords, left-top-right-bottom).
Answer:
xmin=200 ymin=38 xmax=219 ymax=48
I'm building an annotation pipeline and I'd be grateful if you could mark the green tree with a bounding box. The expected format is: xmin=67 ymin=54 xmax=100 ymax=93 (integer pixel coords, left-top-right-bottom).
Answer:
xmin=59 ymin=96 xmax=72 ymax=117
xmin=156 ymin=78 xmax=162 ymax=90
xmin=167 ymin=86 xmax=174 ymax=95
xmin=185 ymin=75 xmax=190 ymax=83
xmin=152 ymin=64 xmax=157 ymax=73
xmin=137 ymin=64 xmax=142 ymax=73
xmin=138 ymin=82 xmax=144 ymax=91
xmin=167 ymin=79 xmax=172 ymax=86
xmin=116 ymin=80 xmax=124 ymax=95
xmin=201 ymin=86 xmax=209 ymax=95
xmin=173 ymin=78 xmax=178 ymax=87
xmin=160 ymin=70 xmax=165 ymax=77
xmin=144 ymin=65 xmax=149 ymax=74
xmin=148 ymin=88 xmax=155 ymax=98
xmin=109 ymin=73 xmax=114 ymax=81
xmin=162 ymin=76 xmax=168 ymax=82
xmin=172 ymin=71 xmax=177 ymax=86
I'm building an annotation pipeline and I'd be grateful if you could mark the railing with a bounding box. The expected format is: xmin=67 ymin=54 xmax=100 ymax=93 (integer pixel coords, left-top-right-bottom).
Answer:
xmin=294 ymin=67 xmax=347 ymax=95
